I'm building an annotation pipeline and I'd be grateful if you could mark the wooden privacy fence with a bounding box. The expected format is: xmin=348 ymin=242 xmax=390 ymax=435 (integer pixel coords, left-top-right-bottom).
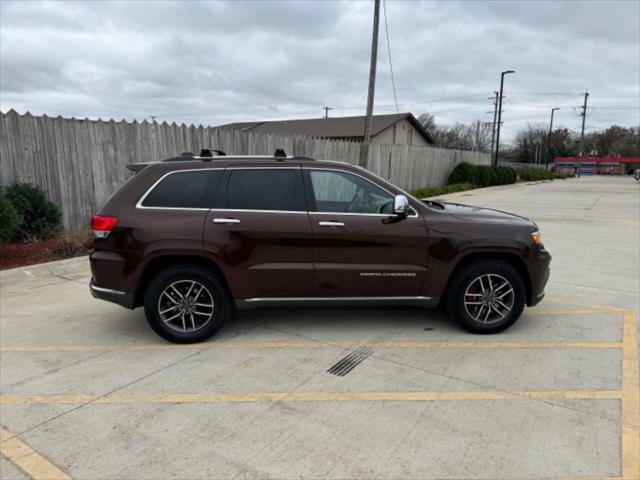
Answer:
xmin=0 ymin=110 xmax=491 ymax=229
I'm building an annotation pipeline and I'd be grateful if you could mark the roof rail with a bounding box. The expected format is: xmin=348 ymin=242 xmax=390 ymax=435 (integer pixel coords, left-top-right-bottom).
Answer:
xmin=161 ymin=149 xmax=226 ymax=162
xmin=200 ymin=148 xmax=226 ymax=157
xmin=161 ymin=154 xmax=196 ymax=162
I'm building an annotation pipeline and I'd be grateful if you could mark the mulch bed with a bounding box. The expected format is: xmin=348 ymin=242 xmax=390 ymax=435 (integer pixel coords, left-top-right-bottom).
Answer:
xmin=0 ymin=234 xmax=91 ymax=271
xmin=0 ymin=239 xmax=61 ymax=270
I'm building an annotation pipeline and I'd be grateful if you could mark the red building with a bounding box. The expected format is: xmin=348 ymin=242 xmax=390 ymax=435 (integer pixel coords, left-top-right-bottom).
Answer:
xmin=554 ymin=157 xmax=640 ymax=175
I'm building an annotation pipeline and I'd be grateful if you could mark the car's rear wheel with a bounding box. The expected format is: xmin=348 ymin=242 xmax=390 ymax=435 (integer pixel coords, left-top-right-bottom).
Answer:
xmin=144 ymin=265 xmax=230 ymax=343
xmin=445 ymin=259 xmax=526 ymax=333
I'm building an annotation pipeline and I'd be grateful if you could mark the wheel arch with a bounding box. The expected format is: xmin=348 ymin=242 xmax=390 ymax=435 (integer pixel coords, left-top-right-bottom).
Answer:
xmin=134 ymin=255 xmax=232 ymax=308
xmin=441 ymin=251 xmax=533 ymax=306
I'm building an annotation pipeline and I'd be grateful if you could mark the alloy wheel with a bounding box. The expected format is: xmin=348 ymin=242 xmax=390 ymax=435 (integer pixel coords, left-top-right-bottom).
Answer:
xmin=463 ymin=273 xmax=514 ymax=325
xmin=157 ymin=280 xmax=215 ymax=333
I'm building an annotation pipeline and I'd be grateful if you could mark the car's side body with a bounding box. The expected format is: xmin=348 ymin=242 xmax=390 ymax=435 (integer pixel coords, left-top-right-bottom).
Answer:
xmin=90 ymin=156 xmax=550 ymax=316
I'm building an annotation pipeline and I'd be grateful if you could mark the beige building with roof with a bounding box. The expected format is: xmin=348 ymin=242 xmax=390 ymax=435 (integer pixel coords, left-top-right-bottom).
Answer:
xmin=218 ymin=112 xmax=434 ymax=147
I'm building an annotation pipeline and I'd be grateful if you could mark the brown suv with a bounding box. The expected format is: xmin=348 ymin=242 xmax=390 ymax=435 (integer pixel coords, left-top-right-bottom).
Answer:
xmin=90 ymin=151 xmax=550 ymax=343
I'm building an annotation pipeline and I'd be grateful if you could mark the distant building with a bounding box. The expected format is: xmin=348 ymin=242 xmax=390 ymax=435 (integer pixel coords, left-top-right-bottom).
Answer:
xmin=554 ymin=156 xmax=640 ymax=175
xmin=218 ymin=112 xmax=434 ymax=147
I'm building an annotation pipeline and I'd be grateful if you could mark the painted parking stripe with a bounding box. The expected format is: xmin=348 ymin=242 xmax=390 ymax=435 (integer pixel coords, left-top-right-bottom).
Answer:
xmin=621 ymin=310 xmax=639 ymax=479
xmin=0 ymin=340 xmax=624 ymax=353
xmin=0 ymin=427 xmax=71 ymax=480
xmin=0 ymin=390 xmax=625 ymax=405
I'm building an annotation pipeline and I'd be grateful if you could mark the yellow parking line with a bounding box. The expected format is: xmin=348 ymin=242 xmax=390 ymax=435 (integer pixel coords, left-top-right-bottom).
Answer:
xmin=0 ymin=427 xmax=71 ymax=480
xmin=528 ymin=309 xmax=614 ymax=315
xmin=621 ymin=309 xmax=639 ymax=480
xmin=0 ymin=340 xmax=624 ymax=353
xmin=545 ymin=299 xmax=627 ymax=313
xmin=0 ymin=390 xmax=624 ymax=405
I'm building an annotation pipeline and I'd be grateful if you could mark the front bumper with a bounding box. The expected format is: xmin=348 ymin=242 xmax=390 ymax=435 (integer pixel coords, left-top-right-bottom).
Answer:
xmin=90 ymin=278 xmax=135 ymax=309
xmin=528 ymin=248 xmax=551 ymax=307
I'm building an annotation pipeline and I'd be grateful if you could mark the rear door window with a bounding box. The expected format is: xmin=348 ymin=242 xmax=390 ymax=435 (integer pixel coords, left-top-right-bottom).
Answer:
xmin=141 ymin=170 xmax=224 ymax=208
xmin=224 ymin=169 xmax=303 ymax=211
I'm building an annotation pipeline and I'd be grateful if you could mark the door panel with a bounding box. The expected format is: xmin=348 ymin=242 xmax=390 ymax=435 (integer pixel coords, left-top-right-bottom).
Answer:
xmin=202 ymin=167 xmax=313 ymax=299
xmin=310 ymin=213 xmax=428 ymax=296
xmin=204 ymin=210 xmax=313 ymax=298
xmin=304 ymin=168 xmax=429 ymax=297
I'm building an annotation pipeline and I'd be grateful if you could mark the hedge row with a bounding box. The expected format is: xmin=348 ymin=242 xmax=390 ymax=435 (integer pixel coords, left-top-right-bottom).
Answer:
xmin=448 ymin=162 xmax=517 ymax=187
xmin=516 ymin=167 xmax=554 ymax=181
xmin=0 ymin=184 xmax=61 ymax=245
xmin=410 ymin=182 xmax=477 ymax=199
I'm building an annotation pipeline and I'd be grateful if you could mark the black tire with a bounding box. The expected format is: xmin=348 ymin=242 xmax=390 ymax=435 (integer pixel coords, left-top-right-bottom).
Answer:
xmin=144 ymin=264 xmax=230 ymax=343
xmin=445 ymin=259 xmax=526 ymax=334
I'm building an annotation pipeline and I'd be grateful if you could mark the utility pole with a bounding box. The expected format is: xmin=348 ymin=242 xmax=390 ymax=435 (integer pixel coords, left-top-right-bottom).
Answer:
xmin=546 ymin=107 xmax=560 ymax=168
xmin=322 ymin=106 xmax=332 ymax=119
xmin=489 ymin=91 xmax=499 ymax=157
xmin=577 ymin=90 xmax=589 ymax=177
xmin=359 ymin=0 xmax=381 ymax=168
xmin=494 ymin=70 xmax=515 ymax=166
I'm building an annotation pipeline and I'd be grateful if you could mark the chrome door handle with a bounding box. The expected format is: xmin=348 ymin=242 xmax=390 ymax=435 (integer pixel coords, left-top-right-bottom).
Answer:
xmin=318 ymin=221 xmax=345 ymax=228
xmin=213 ymin=218 xmax=241 ymax=224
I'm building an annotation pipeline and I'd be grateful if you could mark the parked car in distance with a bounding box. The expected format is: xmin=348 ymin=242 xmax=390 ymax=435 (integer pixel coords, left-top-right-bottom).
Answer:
xmin=90 ymin=151 xmax=551 ymax=343
xmin=634 ymin=168 xmax=640 ymax=181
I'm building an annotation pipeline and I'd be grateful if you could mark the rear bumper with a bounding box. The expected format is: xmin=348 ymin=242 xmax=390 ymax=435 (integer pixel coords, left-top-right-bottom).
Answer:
xmin=90 ymin=278 xmax=135 ymax=309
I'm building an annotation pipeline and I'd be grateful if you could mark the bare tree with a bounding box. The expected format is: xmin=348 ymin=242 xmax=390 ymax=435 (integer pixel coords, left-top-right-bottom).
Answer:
xmin=417 ymin=113 xmax=436 ymax=136
xmin=469 ymin=120 xmax=492 ymax=152
xmin=513 ymin=123 xmax=548 ymax=163
xmin=418 ymin=112 xmax=492 ymax=152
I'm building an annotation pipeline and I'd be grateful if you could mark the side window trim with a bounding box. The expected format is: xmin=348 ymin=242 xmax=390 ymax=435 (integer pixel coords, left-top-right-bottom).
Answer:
xmin=215 ymin=166 xmax=307 ymax=214
xmin=302 ymin=167 xmax=418 ymax=217
xmin=136 ymin=167 xmax=226 ymax=211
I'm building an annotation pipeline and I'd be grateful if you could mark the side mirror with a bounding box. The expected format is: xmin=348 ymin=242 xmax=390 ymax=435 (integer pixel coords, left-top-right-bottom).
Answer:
xmin=393 ymin=194 xmax=409 ymax=216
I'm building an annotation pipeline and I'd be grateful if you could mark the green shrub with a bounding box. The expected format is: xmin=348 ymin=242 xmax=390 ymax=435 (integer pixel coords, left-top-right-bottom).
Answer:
xmin=4 ymin=183 xmax=61 ymax=241
xmin=487 ymin=166 xmax=498 ymax=186
xmin=0 ymin=189 xmax=22 ymax=245
xmin=448 ymin=162 xmax=477 ymax=184
xmin=472 ymin=165 xmax=488 ymax=186
xmin=411 ymin=182 xmax=477 ymax=198
xmin=517 ymin=167 xmax=554 ymax=182
xmin=553 ymin=171 xmax=574 ymax=180
xmin=498 ymin=166 xmax=508 ymax=184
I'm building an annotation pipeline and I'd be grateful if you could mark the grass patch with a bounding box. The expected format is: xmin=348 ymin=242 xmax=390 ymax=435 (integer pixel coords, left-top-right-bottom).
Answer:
xmin=411 ymin=182 xmax=477 ymax=198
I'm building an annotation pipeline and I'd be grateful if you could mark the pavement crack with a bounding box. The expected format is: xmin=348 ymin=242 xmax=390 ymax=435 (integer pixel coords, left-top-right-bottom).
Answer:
xmin=1 ymin=317 xmax=273 ymax=444
xmin=252 ymin=321 xmax=634 ymax=431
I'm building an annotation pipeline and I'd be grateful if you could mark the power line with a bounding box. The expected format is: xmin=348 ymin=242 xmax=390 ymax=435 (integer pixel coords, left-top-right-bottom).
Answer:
xmin=382 ymin=0 xmax=399 ymax=113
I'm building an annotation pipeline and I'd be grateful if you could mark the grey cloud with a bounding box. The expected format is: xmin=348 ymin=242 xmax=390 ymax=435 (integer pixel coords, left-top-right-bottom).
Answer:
xmin=1 ymin=0 xmax=638 ymax=143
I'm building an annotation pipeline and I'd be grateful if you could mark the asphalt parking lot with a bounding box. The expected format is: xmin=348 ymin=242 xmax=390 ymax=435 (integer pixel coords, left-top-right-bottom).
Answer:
xmin=1 ymin=175 xmax=638 ymax=480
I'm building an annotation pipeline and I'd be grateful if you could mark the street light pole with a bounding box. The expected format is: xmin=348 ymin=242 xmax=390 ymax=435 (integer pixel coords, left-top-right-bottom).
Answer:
xmin=494 ymin=69 xmax=515 ymax=166
xmin=546 ymin=107 xmax=560 ymax=168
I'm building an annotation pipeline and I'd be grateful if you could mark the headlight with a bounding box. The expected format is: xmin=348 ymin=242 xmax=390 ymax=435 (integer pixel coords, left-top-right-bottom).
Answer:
xmin=531 ymin=230 xmax=543 ymax=245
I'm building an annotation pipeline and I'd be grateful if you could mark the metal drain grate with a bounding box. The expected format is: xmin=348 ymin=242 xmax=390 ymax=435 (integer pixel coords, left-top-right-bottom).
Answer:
xmin=327 ymin=334 xmax=389 ymax=377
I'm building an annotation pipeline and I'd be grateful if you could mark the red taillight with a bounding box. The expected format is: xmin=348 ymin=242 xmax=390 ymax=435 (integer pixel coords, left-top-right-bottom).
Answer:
xmin=91 ymin=215 xmax=117 ymax=238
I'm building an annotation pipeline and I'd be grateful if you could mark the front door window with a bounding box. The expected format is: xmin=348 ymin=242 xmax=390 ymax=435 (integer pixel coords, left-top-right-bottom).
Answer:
xmin=308 ymin=170 xmax=394 ymax=215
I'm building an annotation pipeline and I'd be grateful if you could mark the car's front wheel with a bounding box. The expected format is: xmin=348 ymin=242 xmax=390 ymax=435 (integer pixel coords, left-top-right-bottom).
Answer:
xmin=144 ymin=265 xmax=230 ymax=343
xmin=446 ymin=259 xmax=526 ymax=334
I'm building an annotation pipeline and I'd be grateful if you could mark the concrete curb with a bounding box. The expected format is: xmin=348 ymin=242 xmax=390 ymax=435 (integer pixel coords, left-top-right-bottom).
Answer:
xmin=0 ymin=255 xmax=90 ymax=287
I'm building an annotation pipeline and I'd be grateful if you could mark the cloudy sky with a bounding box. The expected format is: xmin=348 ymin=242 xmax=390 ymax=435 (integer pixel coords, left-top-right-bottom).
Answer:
xmin=1 ymin=0 xmax=638 ymax=143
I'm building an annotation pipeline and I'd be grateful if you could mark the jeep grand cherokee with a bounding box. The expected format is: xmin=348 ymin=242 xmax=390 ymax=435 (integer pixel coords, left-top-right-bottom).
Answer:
xmin=90 ymin=151 xmax=551 ymax=343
